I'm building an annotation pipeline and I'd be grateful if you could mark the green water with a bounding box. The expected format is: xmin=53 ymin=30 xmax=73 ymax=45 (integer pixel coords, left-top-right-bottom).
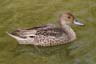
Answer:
xmin=0 ymin=0 xmax=96 ymax=64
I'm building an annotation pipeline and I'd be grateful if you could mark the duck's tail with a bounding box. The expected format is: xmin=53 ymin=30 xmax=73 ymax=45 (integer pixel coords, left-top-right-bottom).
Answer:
xmin=6 ymin=32 xmax=25 ymax=40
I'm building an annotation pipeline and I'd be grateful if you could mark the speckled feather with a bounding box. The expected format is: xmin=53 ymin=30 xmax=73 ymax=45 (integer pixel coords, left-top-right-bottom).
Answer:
xmin=7 ymin=12 xmax=82 ymax=46
xmin=10 ymin=25 xmax=69 ymax=46
xmin=32 ymin=28 xmax=69 ymax=46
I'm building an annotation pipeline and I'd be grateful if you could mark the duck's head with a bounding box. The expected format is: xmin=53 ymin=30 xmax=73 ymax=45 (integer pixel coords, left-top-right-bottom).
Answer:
xmin=59 ymin=12 xmax=84 ymax=26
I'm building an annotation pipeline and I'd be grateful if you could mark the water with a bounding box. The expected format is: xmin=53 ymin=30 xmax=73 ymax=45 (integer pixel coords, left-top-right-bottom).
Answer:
xmin=0 ymin=0 xmax=96 ymax=64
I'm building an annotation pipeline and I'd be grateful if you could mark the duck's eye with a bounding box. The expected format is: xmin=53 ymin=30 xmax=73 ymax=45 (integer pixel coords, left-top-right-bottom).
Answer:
xmin=67 ymin=16 xmax=71 ymax=19
xmin=29 ymin=36 xmax=35 ymax=38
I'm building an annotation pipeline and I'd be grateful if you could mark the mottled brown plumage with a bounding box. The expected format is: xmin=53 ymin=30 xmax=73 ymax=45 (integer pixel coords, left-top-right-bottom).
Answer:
xmin=7 ymin=12 xmax=84 ymax=46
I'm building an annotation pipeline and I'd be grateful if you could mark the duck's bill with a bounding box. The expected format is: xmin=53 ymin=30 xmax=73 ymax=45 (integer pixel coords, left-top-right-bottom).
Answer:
xmin=73 ymin=19 xmax=84 ymax=26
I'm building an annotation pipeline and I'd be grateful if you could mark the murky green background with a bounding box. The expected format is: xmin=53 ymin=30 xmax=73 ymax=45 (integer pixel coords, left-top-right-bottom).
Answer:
xmin=0 ymin=0 xmax=96 ymax=64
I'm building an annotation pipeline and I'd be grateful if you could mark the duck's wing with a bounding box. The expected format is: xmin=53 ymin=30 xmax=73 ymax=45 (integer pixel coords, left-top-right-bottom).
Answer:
xmin=26 ymin=24 xmax=56 ymax=30
xmin=7 ymin=25 xmax=68 ymax=46
xmin=8 ymin=24 xmax=56 ymax=38
xmin=36 ymin=28 xmax=65 ymax=37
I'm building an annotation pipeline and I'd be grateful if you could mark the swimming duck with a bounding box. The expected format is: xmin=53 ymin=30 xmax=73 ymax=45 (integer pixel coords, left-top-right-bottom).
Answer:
xmin=7 ymin=12 xmax=84 ymax=46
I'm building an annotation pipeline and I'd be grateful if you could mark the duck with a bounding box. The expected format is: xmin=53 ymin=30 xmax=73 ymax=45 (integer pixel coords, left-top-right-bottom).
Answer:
xmin=7 ymin=12 xmax=84 ymax=46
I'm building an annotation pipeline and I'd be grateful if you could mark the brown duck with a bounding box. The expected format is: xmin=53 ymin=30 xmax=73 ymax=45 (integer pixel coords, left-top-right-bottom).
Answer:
xmin=7 ymin=12 xmax=84 ymax=46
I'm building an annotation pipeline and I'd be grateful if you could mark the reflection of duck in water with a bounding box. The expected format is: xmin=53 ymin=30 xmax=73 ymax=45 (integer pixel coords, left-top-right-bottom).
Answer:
xmin=7 ymin=12 xmax=84 ymax=46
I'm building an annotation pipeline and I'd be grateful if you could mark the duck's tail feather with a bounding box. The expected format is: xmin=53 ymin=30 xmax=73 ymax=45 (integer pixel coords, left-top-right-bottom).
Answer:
xmin=6 ymin=32 xmax=25 ymax=40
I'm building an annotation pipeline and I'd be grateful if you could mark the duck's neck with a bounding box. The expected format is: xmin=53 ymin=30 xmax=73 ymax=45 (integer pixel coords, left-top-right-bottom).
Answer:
xmin=60 ymin=24 xmax=76 ymax=41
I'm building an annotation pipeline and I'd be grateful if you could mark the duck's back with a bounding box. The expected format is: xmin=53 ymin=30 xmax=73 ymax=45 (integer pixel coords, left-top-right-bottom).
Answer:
xmin=36 ymin=28 xmax=64 ymax=37
xmin=30 ymin=28 xmax=69 ymax=46
xmin=8 ymin=25 xmax=69 ymax=46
